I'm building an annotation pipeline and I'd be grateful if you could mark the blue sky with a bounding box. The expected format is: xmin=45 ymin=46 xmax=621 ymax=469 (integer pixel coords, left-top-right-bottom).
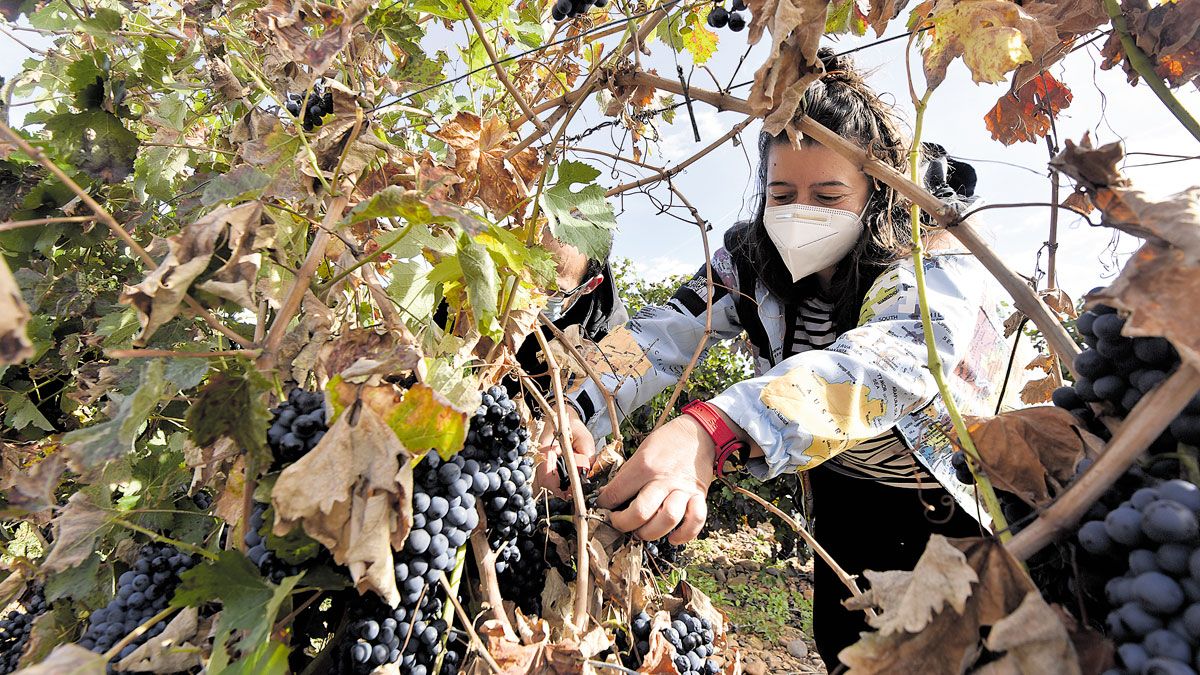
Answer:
xmin=3 ymin=7 xmax=1198 ymax=305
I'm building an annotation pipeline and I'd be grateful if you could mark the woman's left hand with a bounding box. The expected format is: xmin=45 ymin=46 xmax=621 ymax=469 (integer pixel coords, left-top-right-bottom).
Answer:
xmin=596 ymin=414 xmax=716 ymax=545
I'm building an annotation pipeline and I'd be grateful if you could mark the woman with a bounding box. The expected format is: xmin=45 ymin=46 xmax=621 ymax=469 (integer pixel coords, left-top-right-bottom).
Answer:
xmin=538 ymin=48 xmax=1007 ymax=666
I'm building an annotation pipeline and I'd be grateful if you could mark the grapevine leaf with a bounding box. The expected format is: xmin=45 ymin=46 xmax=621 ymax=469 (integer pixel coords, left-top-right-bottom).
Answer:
xmin=826 ymin=0 xmax=868 ymax=35
xmin=965 ymin=407 xmax=1096 ymax=507
xmin=866 ymin=0 xmax=908 ymax=36
xmin=11 ymin=643 xmax=105 ymax=675
xmin=0 ymin=387 xmax=53 ymax=431
xmin=44 ymin=554 xmax=107 ymax=605
xmin=841 ymin=537 xmax=1073 ymax=674
xmin=457 ymin=230 xmax=499 ymax=333
xmin=116 ymin=606 xmax=205 ymax=673
xmin=984 ymin=72 xmax=1073 ymax=145
xmin=433 ymin=112 xmax=542 ymax=219
xmin=681 ymin=9 xmax=719 ymax=65
xmin=62 ymin=359 xmax=171 ymax=470
xmin=42 ymin=109 xmax=139 ymax=183
xmin=173 ymin=550 xmax=302 ymax=658
xmin=922 ymin=0 xmax=1052 ymax=90
xmin=260 ymin=505 xmax=322 ymax=565
xmin=386 ymin=257 xmax=440 ymax=326
xmin=539 ymin=161 xmax=617 ymax=261
xmin=1100 ymin=0 xmax=1200 ymax=88
xmin=0 ymin=452 xmax=65 ymax=517
xmin=744 ymin=0 xmax=828 ymax=140
xmin=0 ymin=236 xmax=35 ymax=364
xmin=42 ymin=491 xmax=111 ymax=573
xmin=981 ymin=592 xmax=1078 ymax=673
xmin=120 ymin=201 xmax=263 ymax=345
xmin=134 ymin=145 xmax=191 ymax=203
xmin=255 ymin=0 xmax=373 ymax=91
xmin=201 ymin=165 xmax=272 ymax=207
xmin=185 ymin=366 xmax=273 ymax=471
xmin=339 ymin=185 xmax=444 ymax=226
xmin=272 ymin=405 xmax=412 ymax=606
xmin=385 ymin=382 xmax=468 ymax=459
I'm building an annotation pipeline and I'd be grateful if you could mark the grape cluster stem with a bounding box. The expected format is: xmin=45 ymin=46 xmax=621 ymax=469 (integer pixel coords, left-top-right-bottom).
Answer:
xmin=438 ymin=571 xmax=501 ymax=673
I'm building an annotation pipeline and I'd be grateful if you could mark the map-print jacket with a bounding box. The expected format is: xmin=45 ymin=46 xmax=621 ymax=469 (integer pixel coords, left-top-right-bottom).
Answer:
xmin=565 ymin=246 xmax=1012 ymax=481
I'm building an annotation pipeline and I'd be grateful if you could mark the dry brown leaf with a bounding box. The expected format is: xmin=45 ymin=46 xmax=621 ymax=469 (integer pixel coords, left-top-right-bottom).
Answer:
xmin=1019 ymin=375 xmax=1058 ymax=405
xmin=973 ymin=592 xmax=1079 ymax=675
xmin=473 ymin=619 xmax=545 ymax=674
xmin=1093 ymin=243 xmax=1200 ymax=371
xmin=432 ymin=112 xmax=542 ymax=219
xmin=984 ymin=72 xmax=1073 ymax=146
xmin=315 ymin=326 xmax=420 ymax=385
xmin=540 ymin=567 xmax=575 ymax=632
xmin=1062 ymin=190 xmax=1096 ymax=216
xmin=845 ymin=535 xmax=978 ymax=636
xmin=1011 ymin=0 xmax=1109 ymax=88
xmin=1100 ymin=0 xmax=1200 ymax=88
xmin=606 ymin=542 xmax=647 ymax=618
xmin=120 ymin=202 xmax=263 ymax=345
xmin=42 ymin=492 xmax=110 ymax=574
xmin=1055 ymin=605 xmax=1116 ymax=674
xmin=866 ymin=0 xmax=909 ymax=37
xmin=184 ymin=436 xmax=239 ymax=493
xmin=1049 ymin=133 xmax=1129 ymax=191
xmin=116 ymin=606 xmax=205 ymax=672
xmin=213 ymin=455 xmax=246 ymax=527
xmin=12 ymin=643 xmax=106 ymax=675
xmin=542 ymin=626 xmax=613 ymax=674
xmin=1039 ymin=288 xmax=1078 ymax=320
xmin=0 ymin=451 xmax=65 ymax=517
xmin=207 ymin=57 xmax=248 ymax=100
xmin=966 ymin=407 xmax=1094 ymax=507
xmin=841 ymin=537 xmax=1045 ymax=675
xmin=272 ymin=404 xmax=412 ymax=605
xmin=0 ymin=255 xmax=33 ymax=365
xmin=1003 ymin=311 xmax=1027 ymax=338
xmin=255 ymin=0 xmax=373 ymax=91
xmin=743 ymin=0 xmax=826 ymax=142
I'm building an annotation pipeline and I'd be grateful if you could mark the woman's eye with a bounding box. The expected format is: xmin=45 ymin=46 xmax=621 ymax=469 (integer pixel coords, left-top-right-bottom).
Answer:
xmin=816 ymin=194 xmax=846 ymax=204
xmin=769 ymin=193 xmax=794 ymax=204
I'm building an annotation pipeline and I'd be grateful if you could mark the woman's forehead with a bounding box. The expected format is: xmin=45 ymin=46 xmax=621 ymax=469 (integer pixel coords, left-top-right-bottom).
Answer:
xmin=766 ymin=143 xmax=868 ymax=185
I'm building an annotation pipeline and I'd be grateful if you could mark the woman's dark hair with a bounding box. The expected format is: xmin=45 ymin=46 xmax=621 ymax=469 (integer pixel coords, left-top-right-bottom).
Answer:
xmin=726 ymin=47 xmax=918 ymax=335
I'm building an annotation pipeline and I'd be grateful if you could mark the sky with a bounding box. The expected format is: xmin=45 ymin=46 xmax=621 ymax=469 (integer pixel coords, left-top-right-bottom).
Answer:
xmin=3 ymin=5 xmax=1199 ymax=305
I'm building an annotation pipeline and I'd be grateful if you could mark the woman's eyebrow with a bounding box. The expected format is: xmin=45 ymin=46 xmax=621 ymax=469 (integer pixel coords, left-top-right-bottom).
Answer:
xmin=766 ymin=181 xmax=793 ymax=188
xmin=810 ymin=180 xmax=851 ymax=188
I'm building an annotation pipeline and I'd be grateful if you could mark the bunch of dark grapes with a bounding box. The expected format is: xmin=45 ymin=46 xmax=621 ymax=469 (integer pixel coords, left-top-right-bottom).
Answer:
xmin=460 ymin=387 xmax=538 ymax=553
xmin=339 ymin=450 xmax=480 ymax=674
xmin=1053 ymin=298 xmax=1192 ymax=475
xmin=1072 ymin=479 xmax=1200 ymax=674
xmin=706 ymin=0 xmax=746 ymax=31
xmin=0 ymin=586 xmax=46 ymax=675
xmin=645 ymin=537 xmax=683 ymax=569
xmin=285 ymin=83 xmax=334 ymax=132
xmin=551 ymin=0 xmax=608 ymax=22
xmin=79 ymin=544 xmax=195 ymax=671
xmin=622 ymin=610 xmax=719 ymax=674
xmin=267 ymin=388 xmax=327 ymax=470
xmin=244 ymin=502 xmax=305 ymax=583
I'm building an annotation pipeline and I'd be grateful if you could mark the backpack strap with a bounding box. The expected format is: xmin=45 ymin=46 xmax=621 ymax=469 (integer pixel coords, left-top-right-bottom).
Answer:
xmin=732 ymin=253 xmax=777 ymax=368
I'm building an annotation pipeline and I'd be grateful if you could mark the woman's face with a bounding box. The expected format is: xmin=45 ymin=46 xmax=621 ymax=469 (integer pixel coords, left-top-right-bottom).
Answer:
xmin=765 ymin=141 xmax=871 ymax=215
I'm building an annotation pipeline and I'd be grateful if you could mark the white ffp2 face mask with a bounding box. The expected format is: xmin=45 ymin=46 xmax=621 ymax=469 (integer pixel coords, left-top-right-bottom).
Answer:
xmin=762 ymin=203 xmax=866 ymax=283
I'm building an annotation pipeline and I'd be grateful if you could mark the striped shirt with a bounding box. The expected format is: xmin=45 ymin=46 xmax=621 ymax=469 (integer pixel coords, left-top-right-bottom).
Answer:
xmin=785 ymin=297 xmax=930 ymax=489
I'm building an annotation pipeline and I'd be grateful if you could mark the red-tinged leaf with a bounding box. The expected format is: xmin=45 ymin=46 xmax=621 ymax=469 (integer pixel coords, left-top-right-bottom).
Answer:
xmin=984 ymin=72 xmax=1073 ymax=145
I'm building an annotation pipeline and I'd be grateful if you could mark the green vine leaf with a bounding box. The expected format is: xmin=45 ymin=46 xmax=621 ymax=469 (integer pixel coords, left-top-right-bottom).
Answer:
xmin=539 ymin=160 xmax=617 ymax=261
xmin=385 ymin=382 xmax=468 ymax=459
xmin=173 ymin=550 xmax=302 ymax=669
xmin=184 ymin=365 xmax=273 ymax=470
xmin=62 ymin=359 xmax=171 ymax=470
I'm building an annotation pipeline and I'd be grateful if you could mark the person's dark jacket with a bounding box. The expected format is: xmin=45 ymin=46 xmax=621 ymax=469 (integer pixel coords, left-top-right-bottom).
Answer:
xmin=513 ymin=261 xmax=628 ymax=398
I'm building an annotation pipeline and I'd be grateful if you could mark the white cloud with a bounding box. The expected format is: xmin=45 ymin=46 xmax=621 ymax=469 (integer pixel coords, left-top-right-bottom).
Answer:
xmin=630 ymin=255 xmax=696 ymax=282
xmin=655 ymin=108 xmax=728 ymax=162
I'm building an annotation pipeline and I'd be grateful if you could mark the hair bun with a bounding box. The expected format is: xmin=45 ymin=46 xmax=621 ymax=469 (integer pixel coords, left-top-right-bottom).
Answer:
xmin=816 ymin=46 xmax=858 ymax=84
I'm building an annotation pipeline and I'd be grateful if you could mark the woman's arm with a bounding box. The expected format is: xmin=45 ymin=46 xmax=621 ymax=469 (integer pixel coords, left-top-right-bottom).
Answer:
xmin=565 ymin=252 xmax=747 ymax=440
xmin=708 ymin=253 xmax=987 ymax=479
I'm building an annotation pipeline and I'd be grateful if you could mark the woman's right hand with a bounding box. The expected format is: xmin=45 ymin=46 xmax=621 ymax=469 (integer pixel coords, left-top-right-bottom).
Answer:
xmin=533 ymin=404 xmax=596 ymax=494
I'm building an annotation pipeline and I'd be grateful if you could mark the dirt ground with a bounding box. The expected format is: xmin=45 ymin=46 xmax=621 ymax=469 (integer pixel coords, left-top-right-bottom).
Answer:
xmin=675 ymin=524 xmax=828 ymax=674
